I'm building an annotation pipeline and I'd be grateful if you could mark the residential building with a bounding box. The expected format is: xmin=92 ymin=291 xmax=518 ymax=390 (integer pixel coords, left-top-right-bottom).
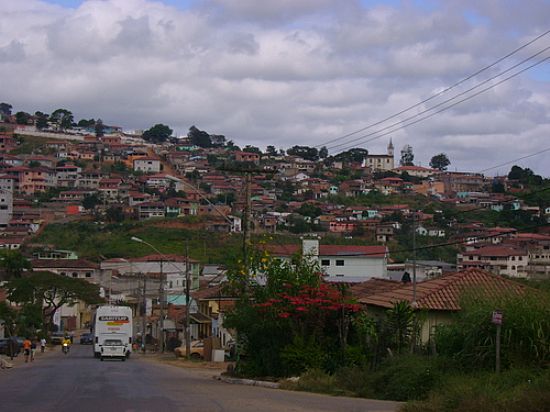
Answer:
xmin=457 ymin=246 xmax=528 ymax=278
xmin=0 ymin=175 xmax=14 ymax=227
xmin=265 ymin=237 xmax=388 ymax=282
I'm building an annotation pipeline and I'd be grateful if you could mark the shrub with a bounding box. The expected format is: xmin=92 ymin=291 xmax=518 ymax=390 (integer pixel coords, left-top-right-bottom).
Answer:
xmin=280 ymin=369 xmax=342 ymax=395
xmin=370 ymin=355 xmax=442 ymax=401
xmin=402 ymin=368 xmax=550 ymax=412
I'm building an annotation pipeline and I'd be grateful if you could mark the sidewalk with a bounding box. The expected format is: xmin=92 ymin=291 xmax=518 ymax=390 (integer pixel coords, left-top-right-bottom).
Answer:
xmin=0 ymin=345 xmax=58 ymax=370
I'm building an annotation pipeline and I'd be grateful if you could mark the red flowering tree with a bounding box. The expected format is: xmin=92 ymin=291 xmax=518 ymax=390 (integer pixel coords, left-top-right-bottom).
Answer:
xmin=225 ymin=248 xmax=363 ymax=377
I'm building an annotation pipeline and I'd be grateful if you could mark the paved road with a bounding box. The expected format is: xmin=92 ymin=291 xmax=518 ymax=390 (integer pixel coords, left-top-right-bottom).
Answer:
xmin=0 ymin=344 xmax=401 ymax=412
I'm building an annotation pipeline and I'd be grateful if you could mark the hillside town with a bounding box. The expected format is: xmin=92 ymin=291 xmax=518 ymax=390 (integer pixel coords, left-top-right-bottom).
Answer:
xmin=0 ymin=103 xmax=548 ymax=339
xmin=0 ymin=103 xmax=549 ymax=410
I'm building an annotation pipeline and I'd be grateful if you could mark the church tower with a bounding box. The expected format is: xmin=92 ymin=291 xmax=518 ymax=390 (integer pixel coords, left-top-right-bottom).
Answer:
xmin=387 ymin=138 xmax=394 ymax=157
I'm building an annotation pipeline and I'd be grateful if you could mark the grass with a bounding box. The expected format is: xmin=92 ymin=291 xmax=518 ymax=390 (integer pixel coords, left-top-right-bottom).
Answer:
xmin=34 ymin=220 xmax=300 ymax=264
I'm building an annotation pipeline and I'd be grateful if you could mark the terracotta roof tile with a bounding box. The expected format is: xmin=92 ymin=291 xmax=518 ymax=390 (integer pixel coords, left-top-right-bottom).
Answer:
xmin=358 ymin=268 xmax=529 ymax=311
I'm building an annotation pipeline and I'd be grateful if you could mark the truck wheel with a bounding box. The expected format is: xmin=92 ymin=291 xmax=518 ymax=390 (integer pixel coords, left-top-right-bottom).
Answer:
xmin=122 ymin=357 xmax=126 ymax=362
xmin=100 ymin=357 xmax=104 ymax=361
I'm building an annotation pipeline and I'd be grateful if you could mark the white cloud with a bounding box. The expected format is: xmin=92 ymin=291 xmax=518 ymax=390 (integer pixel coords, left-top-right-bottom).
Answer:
xmin=1 ymin=0 xmax=549 ymax=175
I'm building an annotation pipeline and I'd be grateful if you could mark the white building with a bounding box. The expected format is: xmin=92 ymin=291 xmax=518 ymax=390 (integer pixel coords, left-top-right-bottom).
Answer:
xmin=133 ymin=157 xmax=161 ymax=173
xmin=362 ymin=140 xmax=395 ymax=171
xmin=266 ymin=237 xmax=388 ymax=282
xmin=0 ymin=175 xmax=13 ymax=227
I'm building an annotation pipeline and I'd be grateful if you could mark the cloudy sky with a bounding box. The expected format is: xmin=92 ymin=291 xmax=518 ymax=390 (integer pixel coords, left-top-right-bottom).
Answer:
xmin=1 ymin=0 xmax=549 ymax=175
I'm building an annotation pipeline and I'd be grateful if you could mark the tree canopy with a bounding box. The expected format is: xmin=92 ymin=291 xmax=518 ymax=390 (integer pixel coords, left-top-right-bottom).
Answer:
xmin=0 ymin=250 xmax=31 ymax=280
xmin=6 ymin=271 xmax=103 ymax=331
xmin=188 ymin=125 xmax=212 ymax=148
xmin=34 ymin=111 xmax=49 ymax=130
xmin=142 ymin=123 xmax=173 ymax=143
xmin=15 ymin=111 xmax=32 ymax=125
xmin=287 ymin=145 xmax=319 ymax=161
xmin=50 ymin=108 xmax=74 ymax=131
xmin=334 ymin=148 xmax=368 ymax=163
xmin=430 ymin=153 xmax=451 ymax=171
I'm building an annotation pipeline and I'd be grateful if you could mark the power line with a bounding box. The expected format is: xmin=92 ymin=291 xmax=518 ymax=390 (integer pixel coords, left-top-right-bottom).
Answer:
xmin=314 ymin=29 xmax=550 ymax=149
xmin=327 ymin=53 xmax=550 ymax=152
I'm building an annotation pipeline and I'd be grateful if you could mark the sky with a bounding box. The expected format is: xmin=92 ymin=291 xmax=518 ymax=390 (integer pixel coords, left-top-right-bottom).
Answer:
xmin=1 ymin=0 xmax=549 ymax=176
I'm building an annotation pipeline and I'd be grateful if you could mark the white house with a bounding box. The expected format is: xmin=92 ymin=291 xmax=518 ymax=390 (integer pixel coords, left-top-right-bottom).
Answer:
xmin=133 ymin=157 xmax=161 ymax=173
xmin=266 ymin=238 xmax=388 ymax=282
xmin=0 ymin=175 xmax=13 ymax=227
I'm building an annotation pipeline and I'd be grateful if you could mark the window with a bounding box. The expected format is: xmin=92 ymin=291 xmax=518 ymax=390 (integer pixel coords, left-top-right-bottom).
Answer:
xmin=321 ymin=259 xmax=330 ymax=266
xmin=72 ymin=272 xmax=78 ymax=278
xmin=85 ymin=272 xmax=92 ymax=278
xmin=336 ymin=260 xmax=345 ymax=266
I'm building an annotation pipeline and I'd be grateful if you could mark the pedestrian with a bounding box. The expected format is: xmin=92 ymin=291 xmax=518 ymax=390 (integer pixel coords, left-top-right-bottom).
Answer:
xmin=31 ymin=339 xmax=37 ymax=361
xmin=8 ymin=336 xmax=18 ymax=361
xmin=23 ymin=337 xmax=32 ymax=363
xmin=40 ymin=337 xmax=47 ymax=353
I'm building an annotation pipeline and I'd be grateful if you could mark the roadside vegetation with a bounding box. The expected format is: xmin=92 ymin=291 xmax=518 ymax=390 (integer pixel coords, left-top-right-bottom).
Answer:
xmin=224 ymin=252 xmax=550 ymax=410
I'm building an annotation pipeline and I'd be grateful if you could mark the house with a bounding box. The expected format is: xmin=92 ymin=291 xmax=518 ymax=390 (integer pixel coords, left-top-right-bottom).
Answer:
xmin=393 ymin=165 xmax=437 ymax=178
xmin=31 ymin=259 xmax=101 ymax=283
xmin=265 ymin=237 xmax=388 ymax=282
xmin=55 ymin=164 xmax=82 ymax=187
xmin=356 ymin=268 xmax=529 ymax=344
xmin=457 ymin=246 xmax=528 ymax=278
xmin=0 ymin=175 xmax=14 ymax=227
xmin=235 ymin=151 xmax=260 ymax=165
xmin=133 ymin=157 xmax=161 ymax=173
xmin=136 ymin=201 xmax=166 ymax=220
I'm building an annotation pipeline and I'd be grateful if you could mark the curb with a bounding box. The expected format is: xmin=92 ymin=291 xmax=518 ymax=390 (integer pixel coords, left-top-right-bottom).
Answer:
xmin=215 ymin=375 xmax=280 ymax=389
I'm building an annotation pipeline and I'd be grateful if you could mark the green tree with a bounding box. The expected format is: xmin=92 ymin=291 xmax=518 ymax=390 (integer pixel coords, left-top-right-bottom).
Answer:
xmin=266 ymin=145 xmax=277 ymax=156
xmin=319 ymin=146 xmax=329 ymax=159
xmin=430 ymin=153 xmax=450 ymax=171
xmin=15 ymin=111 xmax=32 ymax=125
xmin=0 ymin=250 xmax=31 ymax=280
xmin=50 ymin=108 xmax=74 ymax=131
xmin=287 ymin=145 xmax=319 ymax=161
xmin=243 ymin=145 xmax=262 ymax=154
xmin=0 ymin=102 xmax=12 ymax=118
xmin=334 ymin=148 xmax=368 ymax=163
xmin=142 ymin=123 xmax=173 ymax=144
xmin=34 ymin=111 xmax=49 ymax=130
xmin=77 ymin=118 xmax=96 ymax=128
xmin=82 ymin=193 xmax=101 ymax=211
xmin=95 ymin=118 xmax=105 ymax=137
xmin=6 ymin=271 xmax=103 ymax=332
xmin=105 ymin=206 xmax=124 ymax=223
xmin=188 ymin=125 xmax=212 ymax=148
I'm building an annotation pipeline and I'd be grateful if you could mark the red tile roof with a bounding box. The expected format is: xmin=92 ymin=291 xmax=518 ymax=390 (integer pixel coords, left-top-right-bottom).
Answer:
xmin=265 ymin=244 xmax=387 ymax=258
xmin=358 ymin=268 xmax=529 ymax=311
xmin=462 ymin=246 xmax=527 ymax=257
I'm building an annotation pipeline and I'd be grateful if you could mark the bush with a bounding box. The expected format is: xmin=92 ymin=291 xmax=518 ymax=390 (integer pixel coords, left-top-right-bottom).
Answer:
xmin=280 ymin=369 xmax=341 ymax=395
xmin=402 ymin=368 xmax=550 ymax=412
xmin=280 ymin=336 xmax=327 ymax=376
xmin=370 ymin=355 xmax=443 ymax=401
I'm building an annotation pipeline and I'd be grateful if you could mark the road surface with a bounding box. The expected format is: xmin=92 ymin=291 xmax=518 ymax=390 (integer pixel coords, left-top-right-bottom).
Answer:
xmin=0 ymin=344 xmax=401 ymax=412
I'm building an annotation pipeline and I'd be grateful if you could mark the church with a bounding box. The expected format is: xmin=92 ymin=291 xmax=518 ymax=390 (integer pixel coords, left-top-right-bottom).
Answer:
xmin=362 ymin=139 xmax=395 ymax=171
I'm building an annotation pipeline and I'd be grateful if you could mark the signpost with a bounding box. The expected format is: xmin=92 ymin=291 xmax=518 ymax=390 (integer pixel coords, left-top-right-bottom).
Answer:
xmin=492 ymin=310 xmax=503 ymax=374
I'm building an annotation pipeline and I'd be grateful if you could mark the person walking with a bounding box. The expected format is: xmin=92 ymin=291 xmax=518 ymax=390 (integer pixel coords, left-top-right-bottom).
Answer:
xmin=23 ymin=337 xmax=32 ymax=363
xmin=30 ymin=339 xmax=37 ymax=361
xmin=8 ymin=336 xmax=18 ymax=361
xmin=40 ymin=337 xmax=47 ymax=353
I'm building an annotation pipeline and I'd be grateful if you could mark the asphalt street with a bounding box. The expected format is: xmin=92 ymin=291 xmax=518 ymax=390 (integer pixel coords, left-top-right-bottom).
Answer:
xmin=0 ymin=344 xmax=401 ymax=412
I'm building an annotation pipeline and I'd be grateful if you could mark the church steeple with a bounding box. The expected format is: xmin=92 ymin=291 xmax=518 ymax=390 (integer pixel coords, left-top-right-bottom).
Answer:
xmin=387 ymin=138 xmax=394 ymax=157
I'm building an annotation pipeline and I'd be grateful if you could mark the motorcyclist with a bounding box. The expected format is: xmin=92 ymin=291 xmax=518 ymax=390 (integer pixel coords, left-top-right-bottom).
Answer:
xmin=62 ymin=336 xmax=71 ymax=353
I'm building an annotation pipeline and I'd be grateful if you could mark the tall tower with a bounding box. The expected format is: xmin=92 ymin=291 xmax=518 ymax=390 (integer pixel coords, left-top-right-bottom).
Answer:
xmin=387 ymin=138 xmax=394 ymax=157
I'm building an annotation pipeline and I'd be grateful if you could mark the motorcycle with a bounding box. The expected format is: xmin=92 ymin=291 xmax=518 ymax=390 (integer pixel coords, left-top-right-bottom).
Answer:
xmin=62 ymin=343 xmax=69 ymax=355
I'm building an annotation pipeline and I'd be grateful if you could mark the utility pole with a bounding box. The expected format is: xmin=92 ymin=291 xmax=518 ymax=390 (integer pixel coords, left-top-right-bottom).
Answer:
xmin=185 ymin=240 xmax=191 ymax=360
xmin=412 ymin=211 xmax=417 ymax=306
xmin=141 ymin=273 xmax=147 ymax=353
xmin=159 ymin=259 xmax=165 ymax=353
xmin=242 ymin=172 xmax=252 ymax=266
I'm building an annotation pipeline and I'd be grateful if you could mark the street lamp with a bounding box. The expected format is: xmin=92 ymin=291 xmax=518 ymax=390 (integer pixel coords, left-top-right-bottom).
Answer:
xmin=131 ymin=236 xmax=166 ymax=353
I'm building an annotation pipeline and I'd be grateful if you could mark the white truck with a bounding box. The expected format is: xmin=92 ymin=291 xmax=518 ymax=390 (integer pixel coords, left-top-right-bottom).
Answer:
xmin=93 ymin=305 xmax=133 ymax=359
